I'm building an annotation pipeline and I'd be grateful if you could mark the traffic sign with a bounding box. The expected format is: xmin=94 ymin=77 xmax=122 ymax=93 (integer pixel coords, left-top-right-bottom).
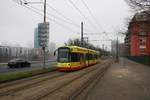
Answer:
xmin=38 ymin=22 xmax=49 ymax=47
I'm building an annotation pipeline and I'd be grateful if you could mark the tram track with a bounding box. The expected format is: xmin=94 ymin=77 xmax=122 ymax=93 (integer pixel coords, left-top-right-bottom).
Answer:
xmin=0 ymin=71 xmax=59 ymax=89
xmin=0 ymin=71 xmax=66 ymax=97
xmin=36 ymin=63 xmax=105 ymax=100
xmin=0 ymin=60 xmax=111 ymax=100
xmin=71 ymin=61 xmax=112 ymax=100
xmin=26 ymin=64 xmax=101 ymax=100
xmin=41 ymin=61 xmax=111 ymax=100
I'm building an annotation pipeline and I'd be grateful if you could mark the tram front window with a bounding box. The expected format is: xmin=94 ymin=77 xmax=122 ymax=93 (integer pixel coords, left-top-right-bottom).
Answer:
xmin=58 ymin=48 xmax=69 ymax=63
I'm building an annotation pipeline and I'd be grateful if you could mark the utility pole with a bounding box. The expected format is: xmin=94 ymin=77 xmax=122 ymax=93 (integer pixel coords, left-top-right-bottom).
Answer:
xmin=102 ymin=44 xmax=104 ymax=56
xmin=43 ymin=0 xmax=47 ymax=68
xmin=20 ymin=0 xmax=48 ymax=68
xmin=116 ymin=37 xmax=119 ymax=62
xmin=44 ymin=0 xmax=46 ymax=23
xmin=81 ymin=22 xmax=83 ymax=47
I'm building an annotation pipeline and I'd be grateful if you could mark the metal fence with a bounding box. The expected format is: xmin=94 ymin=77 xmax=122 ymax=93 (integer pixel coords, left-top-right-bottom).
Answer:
xmin=126 ymin=56 xmax=150 ymax=66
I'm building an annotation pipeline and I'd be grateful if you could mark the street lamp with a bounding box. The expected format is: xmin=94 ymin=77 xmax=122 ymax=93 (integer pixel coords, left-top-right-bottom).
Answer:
xmin=24 ymin=0 xmax=47 ymax=68
xmin=23 ymin=1 xmax=46 ymax=23
xmin=24 ymin=2 xmax=43 ymax=5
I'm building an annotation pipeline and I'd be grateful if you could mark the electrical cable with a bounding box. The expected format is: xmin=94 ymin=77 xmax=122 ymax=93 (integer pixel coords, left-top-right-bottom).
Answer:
xmin=27 ymin=5 xmax=82 ymax=29
xmin=81 ymin=0 xmax=111 ymax=40
xmin=68 ymin=0 xmax=99 ymax=32
xmin=12 ymin=0 xmax=78 ymax=33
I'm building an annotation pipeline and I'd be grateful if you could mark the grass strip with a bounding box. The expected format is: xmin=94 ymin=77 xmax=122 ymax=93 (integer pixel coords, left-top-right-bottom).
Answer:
xmin=0 ymin=64 xmax=7 ymax=67
xmin=0 ymin=67 xmax=56 ymax=83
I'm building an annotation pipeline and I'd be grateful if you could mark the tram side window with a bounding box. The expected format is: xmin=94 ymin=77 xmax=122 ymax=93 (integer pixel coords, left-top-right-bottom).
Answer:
xmin=95 ymin=55 xmax=98 ymax=59
xmin=80 ymin=53 xmax=84 ymax=61
xmin=86 ymin=54 xmax=93 ymax=60
xmin=94 ymin=54 xmax=97 ymax=60
xmin=85 ymin=54 xmax=89 ymax=60
xmin=86 ymin=54 xmax=99 ymax=60
xmin=88 ymin=54 xmax=93 ymax=60
xmin=71 ymin=53 xmax=80 ymax=62
xmin=83 ymin=54 xmax=86 ymax=61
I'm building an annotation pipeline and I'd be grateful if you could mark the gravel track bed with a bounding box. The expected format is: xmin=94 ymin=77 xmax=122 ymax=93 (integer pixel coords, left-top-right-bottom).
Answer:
xmin=41 ymin=61 xmax=111 ymax=100
xmin=0 ymin=71 xmax=66 ymax=97
xmin=0 ymin=71 xmax=60 ymax=89
xmin=0 ymin=60 xmax=110 ymax=100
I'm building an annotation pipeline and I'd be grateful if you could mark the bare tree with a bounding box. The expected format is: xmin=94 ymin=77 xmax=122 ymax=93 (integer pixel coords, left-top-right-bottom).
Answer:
xmin=125 ymin=0 xmax=150 ymax=11
xmin=65 ymin=39 xmax=81 ymax=46
xmin=64 ymin=38 xmax=102 ymax=51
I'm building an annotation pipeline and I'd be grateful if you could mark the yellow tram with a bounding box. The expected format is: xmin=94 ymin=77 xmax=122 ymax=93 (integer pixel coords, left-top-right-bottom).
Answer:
xmin=56 ymin=46 xmax=100 ymax=71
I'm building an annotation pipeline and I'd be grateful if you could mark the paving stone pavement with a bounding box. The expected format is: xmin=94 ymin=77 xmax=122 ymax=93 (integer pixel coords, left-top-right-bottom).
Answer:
xmin=86 ymin=58 xmax=150 ymax=100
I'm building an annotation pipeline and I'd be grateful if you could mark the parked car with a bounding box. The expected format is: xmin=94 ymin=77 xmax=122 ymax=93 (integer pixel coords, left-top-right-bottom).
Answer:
xmin=8 ymin=59 xmax=31 ymax=68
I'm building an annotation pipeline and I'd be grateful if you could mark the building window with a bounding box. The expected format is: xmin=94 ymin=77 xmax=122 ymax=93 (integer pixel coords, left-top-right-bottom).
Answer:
xmin=139 ymin=37 xmax=147 ymax=54
xmin=139 ymin=45 xmax=146 ymax=49
xmin=139 ymin=32 xmax=147 ymax=36
xmin=139 ymin=46 xmax=146 ymax=54
xmin=139 ymin=37 xmax=146 ymax=45
xmin=139 ymin=38 xmax=146 ymax=45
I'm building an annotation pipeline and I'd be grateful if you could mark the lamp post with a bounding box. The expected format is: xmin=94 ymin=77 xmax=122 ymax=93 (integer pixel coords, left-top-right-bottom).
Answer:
xmin=24 ymin=0 xmax=47 ymax=68
xmin=43 ymin=0 xmax=47 ymax=68
xmin=116 ymin=37 xmax=119 ymax=62
xmin=81 ymin=22 xmax=84 ymax=47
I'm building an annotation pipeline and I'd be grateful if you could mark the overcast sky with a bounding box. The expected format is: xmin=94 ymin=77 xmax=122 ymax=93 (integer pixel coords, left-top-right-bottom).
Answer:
xmin=0 ymin=0 xmax=132 ymax=50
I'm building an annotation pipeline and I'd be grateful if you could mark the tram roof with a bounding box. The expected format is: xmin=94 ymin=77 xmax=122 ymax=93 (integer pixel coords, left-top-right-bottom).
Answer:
xmin=58 ymin=46 xmax=99 ymax=54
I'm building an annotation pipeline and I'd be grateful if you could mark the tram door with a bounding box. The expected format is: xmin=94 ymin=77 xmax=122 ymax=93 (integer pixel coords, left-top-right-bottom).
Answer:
xmin=80 ymin=53 xmax=86 ymax=68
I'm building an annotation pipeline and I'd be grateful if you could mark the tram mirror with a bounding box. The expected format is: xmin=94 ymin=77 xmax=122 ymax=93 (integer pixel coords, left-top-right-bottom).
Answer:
xmin=54 ymin=49 xmax=58 ymax=56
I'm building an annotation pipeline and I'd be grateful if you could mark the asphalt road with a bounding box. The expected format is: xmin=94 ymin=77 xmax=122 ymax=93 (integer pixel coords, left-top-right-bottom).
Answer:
xmin=0 ymin=61 xmax=57 ymax=73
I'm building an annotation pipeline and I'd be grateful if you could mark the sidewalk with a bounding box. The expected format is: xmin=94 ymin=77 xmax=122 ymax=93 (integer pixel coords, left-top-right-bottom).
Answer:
xmin=86 ymin=58 xmax=150 ymax=100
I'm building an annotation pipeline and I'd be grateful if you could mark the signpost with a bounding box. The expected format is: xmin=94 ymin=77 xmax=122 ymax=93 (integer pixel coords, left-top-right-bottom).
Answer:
xmin=17 ymin=0 xmax=49 ymax=68
xmin=38 ymin=22 xmax=49 ymax=68
xmin=38 ymin=23 xmax=49 ymax=47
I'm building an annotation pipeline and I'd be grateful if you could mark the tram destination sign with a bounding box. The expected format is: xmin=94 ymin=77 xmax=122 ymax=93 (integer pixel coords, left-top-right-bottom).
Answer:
xmin=38 ymin=22 xmax=49 ymax=47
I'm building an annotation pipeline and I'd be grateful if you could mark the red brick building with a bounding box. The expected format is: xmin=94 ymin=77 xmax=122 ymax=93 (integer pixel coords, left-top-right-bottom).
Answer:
xmin=125 ymin=11 xmax=150 ymax=56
